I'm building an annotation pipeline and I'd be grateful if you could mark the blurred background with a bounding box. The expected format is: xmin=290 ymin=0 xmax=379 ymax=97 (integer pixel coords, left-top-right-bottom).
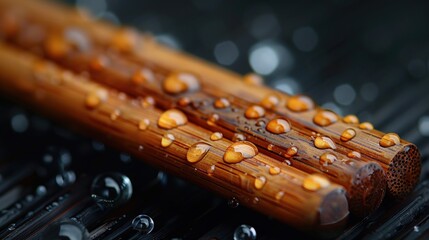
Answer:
xmin=0 ymin=0 xmax=429 ymax=239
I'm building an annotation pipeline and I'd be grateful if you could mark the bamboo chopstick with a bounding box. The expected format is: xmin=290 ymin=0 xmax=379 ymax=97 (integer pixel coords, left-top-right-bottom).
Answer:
xmin=0 ymin=42 xmax=349 ymax=230
xmin=0 ymin=0 xmax=420 ymax=200
xmin=0 ymin=2 xmax=390 ymax=216
xmin=0 ymin=0 xmax=422 ymax=225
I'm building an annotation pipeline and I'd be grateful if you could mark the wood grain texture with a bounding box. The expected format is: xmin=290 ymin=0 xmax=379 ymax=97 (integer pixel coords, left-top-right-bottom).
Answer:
xmin=0 ymin=42 xmax=350 ymax=230
xmin=0 ymin=0 xmax=419 ymax=199
xmin=0 ymin=1 xmax=390 ymax=216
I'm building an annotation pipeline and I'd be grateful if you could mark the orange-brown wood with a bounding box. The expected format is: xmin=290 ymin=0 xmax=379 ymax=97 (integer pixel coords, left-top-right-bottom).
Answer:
xmin=0 ymin=42 xmax=350 ymax=230
xmin=0 ymin=0 xmax=420 ymax=199
xmin=0 ymin=8 xmax=387 ymax=216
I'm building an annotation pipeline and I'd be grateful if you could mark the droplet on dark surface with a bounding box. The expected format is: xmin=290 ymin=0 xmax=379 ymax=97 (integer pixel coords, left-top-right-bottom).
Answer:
xmin=91 ymin=173 xmax=133 ymax=208
xmin=228 ymin=197 xmax=240 ymax=208
xmin=233 ymin=224 xmax=257 ymax=240
xmin=132 ymin=214 xmax=155 ymax=234
xmin=39 ymin=219 xmax=89 ymax=240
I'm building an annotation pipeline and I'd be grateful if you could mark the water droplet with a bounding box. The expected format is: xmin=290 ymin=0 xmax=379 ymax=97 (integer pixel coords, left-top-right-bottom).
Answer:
xmin=255 ymin=119 xmax=266 ymax=127
xmin=55 ymin=171 xmax=76 ymax=187
xmin=223 ymin=141 xmax=258 ymax=164
xmin=138 ymin=119 xmax=150 ymax=130
xmin=260 ymin=94 xmax=280 ymax=109
xmin=232 ymin=133 xmax=246 ymax=142
xmin=244 ymin=105 xmax=265 ymax=119
xmin=210 ymin=132 xmax=223 ymax=141
xmin=254 ymin=176 xmax=267 ymax=189
xmin=44 ymin=34 xmax=70 ymax=59
xmin=36 ymin=185 xmax=47 ymax=196
xmin=131 ymin=214 xmax=154 ymax=234
xmin=340 ymin=128 xmax=356 ymax=142
xmin=158 ymin=109 xmax=188 ymax=129
xmin=190 ymin=99 xmax=209 ymax=109
xmin=131 ymin=68 xmax=155 ymax=85
xmin=8 ymin=223 xmax=16 ymax=231
xmin=177 ymin=97 xmax=191 ymax=107
xmin=110 ymin=109 xmax=121 ymax=120
xmin=39 ymin=219 xmax=89 ymax=240
xmin=275 ymin=191 xmax=284 ymax=200
xmin=111 ymin=28 xmax=139 ymax=52
xmin=214 ymin=98 xmax=230 ymax=109
xmin=207 ymin=165 xmax=216 ymax=175
xmin=414 ymin=226 xmax=420 ymax=232
xmin=207 ymin=113 xmax=219 ymax=126
xmin=359 ymin=122 xmax=374 ymax=130
xmin=228 ymin=197 xmax=239 ymax=208
xmin=44 ymin=147 xmax=72 ymax=168
xmin=233 ymin=224 xmax=257 ymax=240
xmin=314 ymin=136 xmax=336 ymax=149
xmin=91 ymin=173 xmax=133 ymax=208
xmin=343 ymin=115 xmax=359 ymax=124
xmin=141 ymin=96 xmax=155 ymax=108
xmin=319 ymin=153 xmax=337 ymax=166
xmin=162 ymin=72 xmax=200 ymax=94
xmin=85 ymin=93 xmax=101 ymax=108
xmin=252 ymin=197 xmax=260 ymax=204
xmin=302 ymin=174 xmax=330 ymax=191
xmin=25 ymin=194 xmax=34 ymax=202
xmin=138 ymin=145 xmax=144 ymax=151
xmin=14 ymin=202 xmax=22 ymax=209
xmin=85 ymin=89 xmax=108 ymax=109
xmin=243 ymin=73 xmax=264 ymax=86
xmin=269 ymin=166 xmax=281 ymax=175
xmin=266 ymin=118 xmax=291 ymax=134
xmin=313 ymin=110 xmax=339 ymax=126
xmin=89 ymin=55 xmax=108 ymax=71
xmin=379 ymin=133 xmax=400 ymax=147
xmin=64 ymin=27 xmax=91 ymax=52
xmin=347 ymin=151 xmax=361 ymax=159
xmin=161 ymin=133 xmax=175 ymax=147
xmin=187 ymin=142 xmax=211 ymax=163
xmin=284 ymin=146 xmax=298 ymax=158
xmin=286 ymin=95 xmax=314 ymax=112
